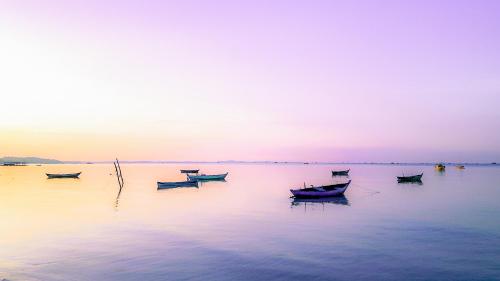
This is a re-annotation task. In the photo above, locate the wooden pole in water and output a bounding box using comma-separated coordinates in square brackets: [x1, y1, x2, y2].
[113, 161, 122, 188]
[116, 158, 124, 186]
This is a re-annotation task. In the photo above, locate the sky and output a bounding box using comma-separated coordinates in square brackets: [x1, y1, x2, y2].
[1, 0, 500, 162]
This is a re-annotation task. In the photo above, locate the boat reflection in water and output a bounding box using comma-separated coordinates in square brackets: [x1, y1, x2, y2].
[187, 172, 228, 181]
[197, 179, 227, 187]
[397, 180, 423, 186]
[291, 195, 350, 210]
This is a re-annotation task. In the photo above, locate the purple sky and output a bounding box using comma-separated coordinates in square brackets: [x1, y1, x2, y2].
[1, 0, 500, 162]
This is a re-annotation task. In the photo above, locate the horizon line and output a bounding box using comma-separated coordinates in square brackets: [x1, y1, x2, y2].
[61, 160, 499, 165]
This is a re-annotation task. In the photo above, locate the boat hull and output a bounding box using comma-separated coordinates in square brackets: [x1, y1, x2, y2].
[331, 169, 350, 176]
[46, 172, 81, 179]
[187, 173, 228, 181]
[290, 181, 351, 198]
[180, 169, 199, 174]
[157, 180, 199, 188]
[397, 173, 423, 183]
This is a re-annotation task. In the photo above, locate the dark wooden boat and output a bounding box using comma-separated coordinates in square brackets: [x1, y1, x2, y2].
[290, 180, 351, 198]
[157, 180, 198, 189]
[331, 169, 350, 176]
[46, 172, 81, 179]
[397, 173, 423, 183]
[180, 169, 199, 174]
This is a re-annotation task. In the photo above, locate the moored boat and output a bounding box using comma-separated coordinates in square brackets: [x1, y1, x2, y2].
[2, 162, 27, 166]
[180, 169, 199, 174]
[157, 180, 199, 189]
[435, 163, 446, 172]
[187, 173, 228, 181]
[331, 169, 350, 176]
[290, 180, 351, 198]
[397, 173, 423, 183]
[456, 165, 465, 169]
[46, 172, 81, 179]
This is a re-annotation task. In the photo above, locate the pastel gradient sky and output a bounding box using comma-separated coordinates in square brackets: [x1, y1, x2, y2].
[1, 0, 500, 162]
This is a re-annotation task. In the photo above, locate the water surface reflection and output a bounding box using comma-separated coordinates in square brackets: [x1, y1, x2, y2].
[291, 195, 350, 207]
[0, 164, 499, 281]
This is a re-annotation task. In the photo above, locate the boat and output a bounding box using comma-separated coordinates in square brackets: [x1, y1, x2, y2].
[397, 173, 423, 183]
[290, 180, 351, 198]
[187, 173, 228, 181]
[46, 172, 81, 179]
[180, 169, 199, 174]
[2, 162, 27, 166]
[456, 165, 465, 169]
[157, 180, 198, 189]
[435, 163, 446, 172]
[331, 169, 350, 176]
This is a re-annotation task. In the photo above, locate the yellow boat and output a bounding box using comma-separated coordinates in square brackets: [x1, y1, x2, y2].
[435, 164, 446, 171]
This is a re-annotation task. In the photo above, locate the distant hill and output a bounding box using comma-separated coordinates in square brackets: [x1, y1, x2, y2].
[0, 157, 63, 164]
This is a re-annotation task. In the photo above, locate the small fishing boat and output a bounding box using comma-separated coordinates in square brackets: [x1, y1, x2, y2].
[397, 173, 423, 183]
[180, 169, 199, 174]
[456, 165, 465, 169]
[331, 169, 350, 176]
[2, 162, 27, 166]
[435, 163, 446, 172]
[157, 180, 198, 189]
[187, 173, 228, 181]
[290, 180, 351, 198]
[46, 172, 81, 179]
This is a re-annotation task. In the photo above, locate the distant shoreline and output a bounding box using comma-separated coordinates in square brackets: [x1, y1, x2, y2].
[44, 161, 500, 166]
[2, 156, 497, 166]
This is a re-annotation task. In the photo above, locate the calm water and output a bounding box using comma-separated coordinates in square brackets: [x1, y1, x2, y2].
[1, 164, 499, 281]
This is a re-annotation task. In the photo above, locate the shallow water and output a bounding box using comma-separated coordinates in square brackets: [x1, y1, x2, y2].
[0, 164, 499, 281]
